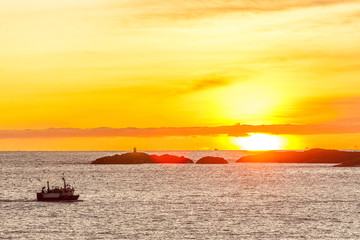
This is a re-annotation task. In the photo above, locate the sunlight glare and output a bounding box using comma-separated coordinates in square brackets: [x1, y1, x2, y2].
[234, 133, 284, 151]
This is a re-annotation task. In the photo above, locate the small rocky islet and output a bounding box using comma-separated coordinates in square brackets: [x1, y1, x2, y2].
[195, 156, 228, 164]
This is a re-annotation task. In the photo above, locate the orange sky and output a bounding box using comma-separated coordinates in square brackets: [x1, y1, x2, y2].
[1, 0, 360, 150]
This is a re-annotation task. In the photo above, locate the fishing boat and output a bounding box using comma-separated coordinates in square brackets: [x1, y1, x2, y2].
[37, 177, 79, 201]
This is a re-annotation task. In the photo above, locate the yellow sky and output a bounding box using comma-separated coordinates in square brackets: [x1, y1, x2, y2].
[1, 0, 360, 150]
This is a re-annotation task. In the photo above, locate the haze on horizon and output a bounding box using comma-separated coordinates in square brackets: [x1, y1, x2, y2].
[1, 0, 360, 150]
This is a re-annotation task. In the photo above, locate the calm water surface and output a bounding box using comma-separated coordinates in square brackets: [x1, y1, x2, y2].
[1, 151, 360, 239]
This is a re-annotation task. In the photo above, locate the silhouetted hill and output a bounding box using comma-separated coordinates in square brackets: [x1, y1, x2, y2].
[236, 149, 360, 164]
[196, 156, 228, 164]
[91, 152, 193, 164]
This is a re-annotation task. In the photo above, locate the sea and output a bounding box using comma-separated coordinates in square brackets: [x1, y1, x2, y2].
[1, 151, 360, 240]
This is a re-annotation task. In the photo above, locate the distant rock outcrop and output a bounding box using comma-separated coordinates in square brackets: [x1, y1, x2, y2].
[91, 152, 193, 164]
[196, 156, 228, 164]
[91, 152, 153, 164]
[236, 149, 360, 164]
[334, 158, 360, 167]
[151, 154, 193, 164]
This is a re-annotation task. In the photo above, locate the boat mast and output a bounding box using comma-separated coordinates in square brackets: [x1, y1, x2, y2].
[62, 177, 66, 189]
[47, 181, 50, 192]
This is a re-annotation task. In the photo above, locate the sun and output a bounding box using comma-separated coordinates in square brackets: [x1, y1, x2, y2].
[234, 133, 284, 151]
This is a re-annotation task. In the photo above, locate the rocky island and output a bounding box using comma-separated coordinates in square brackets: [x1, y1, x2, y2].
[150, 154, 194, 164]
[334, 158, 360, 167]
[195, 156, 228, 164]
[237, 148, 360, 165]
[91, 149, 193, 164]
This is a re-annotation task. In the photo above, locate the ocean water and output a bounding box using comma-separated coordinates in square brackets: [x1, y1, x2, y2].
[1, 151, 360, 239]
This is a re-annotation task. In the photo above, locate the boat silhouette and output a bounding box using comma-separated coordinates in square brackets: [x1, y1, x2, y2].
[37, 177, 79, 201]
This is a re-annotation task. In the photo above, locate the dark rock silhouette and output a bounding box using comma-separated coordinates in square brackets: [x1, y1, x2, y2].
[91, 152, 153, 164]
[334, 158, 360, 167]
[236, 148, 360, 164]
[151, 154, 193, 164]
[196, 156, 228, 164]
[91, 152, 193, 164]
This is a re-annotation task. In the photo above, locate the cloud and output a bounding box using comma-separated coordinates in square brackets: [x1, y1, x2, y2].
[173, 75, 237, 94]
[272, 96, 360, 126]
[122, 75, 235, 96]
[190, 77, 229, 92]
[118, 0, 359, 21]
[1, 123, 360, 139]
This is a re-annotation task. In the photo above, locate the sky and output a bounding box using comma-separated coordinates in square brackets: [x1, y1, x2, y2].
[0, 0, 360, 150]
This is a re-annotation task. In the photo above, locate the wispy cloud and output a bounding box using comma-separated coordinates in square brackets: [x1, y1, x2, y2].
[2, 123, 360, 139]
[118, 0, 359, 21]
[104, 75, 236, 96]
[190, 77, 229, 92]
[173, 75, 239, 94]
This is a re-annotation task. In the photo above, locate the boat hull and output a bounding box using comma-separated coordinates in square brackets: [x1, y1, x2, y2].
[37, 193, 79, 201]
